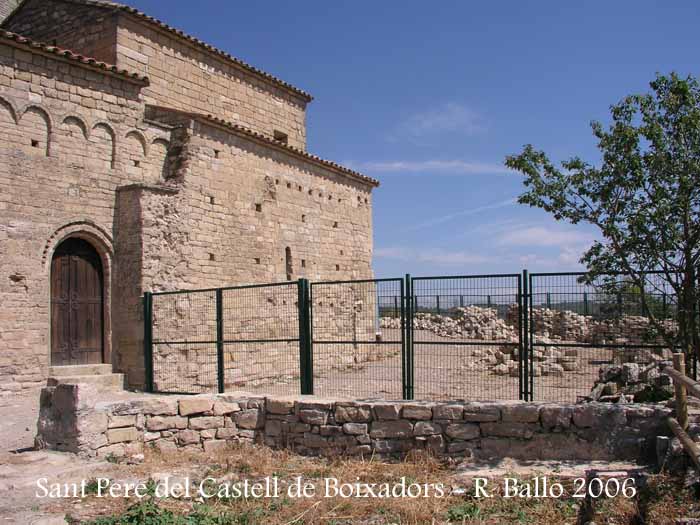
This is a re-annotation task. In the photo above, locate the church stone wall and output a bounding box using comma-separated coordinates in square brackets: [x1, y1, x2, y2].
[2, 0, 119, 64]
[0, 3, 377, 395]
[0, 42, 171, 394]
[114, 16, 309, 150]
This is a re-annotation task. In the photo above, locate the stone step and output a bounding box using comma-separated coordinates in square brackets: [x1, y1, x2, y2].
[47, 373, 124, 391]
[49, 364, 113, 377]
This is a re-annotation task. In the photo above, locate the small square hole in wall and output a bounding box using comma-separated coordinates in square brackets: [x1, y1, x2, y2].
[31, 139, 39, 148]
[133, 159, 140, 167]
[301, 214, 306, 222]
[328, 195, 332, 200]
[254, 258, 260, 265]
[209, 196, 215, 204]
[275, 179, 280, 185]
[338, 198, 342, 203]
[365, 198, 368, 203]
[214, 149, 220, 159]
[286, 182, 292, 189]
[358, 196, 362, 202]
[273, 130, 288, 144]
[301, 259, 306, 268]
[340, 250, 344, 256]
[335, 264, 340, 271]
[255, 203, 262, 212]
[333, 221, 338, 228]
[308, 189, 313, 196]
[298, 185, 302, 191]
[318, 192, 323, 198]
[209, 253, 216, 261]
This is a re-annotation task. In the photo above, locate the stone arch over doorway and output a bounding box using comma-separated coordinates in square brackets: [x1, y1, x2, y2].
[44, 223, 113, 367]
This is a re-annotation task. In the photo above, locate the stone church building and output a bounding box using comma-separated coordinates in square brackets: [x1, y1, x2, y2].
[0, 0, 378, 394]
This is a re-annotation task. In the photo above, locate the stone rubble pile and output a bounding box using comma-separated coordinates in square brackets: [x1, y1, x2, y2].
[380, 306, 517, 341]
[586, 361, 674, 403]
[485, 338, 580, 378]
[382, 305, 677, 380]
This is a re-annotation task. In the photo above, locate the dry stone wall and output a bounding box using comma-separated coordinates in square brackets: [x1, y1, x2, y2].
[36, 384, 671, 463]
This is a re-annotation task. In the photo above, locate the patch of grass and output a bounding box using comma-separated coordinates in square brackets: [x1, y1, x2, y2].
[446, 500, 484, 521]
[66, 443, 700, 525]
[84, 479, 102, 496]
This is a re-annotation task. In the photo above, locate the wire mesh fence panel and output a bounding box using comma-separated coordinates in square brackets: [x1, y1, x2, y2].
[528, 272, 679, 402]
[311, 279, 404, 399]
[222, 283, 301, 396]
[151, 289, 218, 393]
[410, 275, 522, 401]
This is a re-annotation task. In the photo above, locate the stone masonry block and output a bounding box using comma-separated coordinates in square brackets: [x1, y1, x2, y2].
[369, 420, 413, 439]
[462, 402, 500, 422]
[106, 427, 139, 444]
[480, 422, 537, 439]
[213, 401, 241, 415]
[501, 403, 540, 423]
[433, 405, 463, 420]
[342, 423, 368, 435]
[402, 404, 433, 420]
[445, 423, 480, 440]
[179, 398, 214, 416]
[267, 399, 295, 415]
[373, 403, 400, 420]
[189, 416, 224, 430]
[335, 404, 372, 423]
[234, 409, 264, 429]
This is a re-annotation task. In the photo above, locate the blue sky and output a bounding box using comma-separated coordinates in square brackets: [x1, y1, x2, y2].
[129, 1, 699, 277]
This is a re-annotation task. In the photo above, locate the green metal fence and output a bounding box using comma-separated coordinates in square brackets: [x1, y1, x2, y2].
[144, 270, 682, 401]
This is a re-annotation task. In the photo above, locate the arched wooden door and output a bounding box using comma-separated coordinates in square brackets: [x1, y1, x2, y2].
[50, 238, 104, 366]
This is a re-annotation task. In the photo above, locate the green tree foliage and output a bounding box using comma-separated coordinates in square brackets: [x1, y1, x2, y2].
[506, 73, 700, 357]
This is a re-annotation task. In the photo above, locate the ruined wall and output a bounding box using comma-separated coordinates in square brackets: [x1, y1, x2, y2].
[0, 41, 171, 394]
[37, 384, 671, 463]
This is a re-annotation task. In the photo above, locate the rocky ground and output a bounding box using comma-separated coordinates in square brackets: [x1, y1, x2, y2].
[1, 439, 694, 524]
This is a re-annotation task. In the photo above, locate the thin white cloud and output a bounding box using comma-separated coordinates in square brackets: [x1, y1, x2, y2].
[352, 160, 514, 176]
[497, 226, 594, 248]
[407, 198, 517, 231]
[375, 246, 494, 266]
[393, 102, 484, 139]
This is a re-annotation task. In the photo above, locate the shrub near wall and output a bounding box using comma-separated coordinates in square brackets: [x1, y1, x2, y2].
[36, 384, 670, 462]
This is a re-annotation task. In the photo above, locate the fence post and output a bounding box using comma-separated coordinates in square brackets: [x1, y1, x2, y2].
[298, 279, 313, 395]
[143, 292, 154, 393]
[436, 294, 440, 314]
[674, 352, 689, 430]
[215, 288, 225, 394]
[521, 270, 531, 401]
[583, 292, 589, 315]
[404, 274, 414, 400]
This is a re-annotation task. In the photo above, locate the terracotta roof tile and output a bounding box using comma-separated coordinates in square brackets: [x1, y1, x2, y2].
[0, 29, 149, 83]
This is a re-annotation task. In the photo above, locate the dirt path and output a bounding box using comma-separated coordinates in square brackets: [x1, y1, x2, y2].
[244, 328, 601, 402]
[0, 392, 41, 453]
